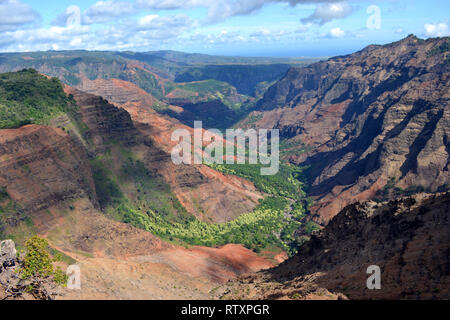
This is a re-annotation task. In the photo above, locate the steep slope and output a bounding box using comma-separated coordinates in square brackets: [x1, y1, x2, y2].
[0, 125, 97, 238]
[18, 70, 292, 258]
[64, 85, 263, 224]
[220, 192, 450, 300]
[240, 35, 450, 222]
[0, 70, 275, 299]
[0, 125, 271, 299]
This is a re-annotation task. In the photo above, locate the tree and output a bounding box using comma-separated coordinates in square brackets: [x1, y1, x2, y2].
[20, 236, 68, 286]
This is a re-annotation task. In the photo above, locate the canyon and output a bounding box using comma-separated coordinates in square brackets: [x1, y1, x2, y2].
[240, 35, 450, 223]
[0, 35, 449, 300]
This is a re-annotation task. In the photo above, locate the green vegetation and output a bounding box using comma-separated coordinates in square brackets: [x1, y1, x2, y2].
[245, 113, 263, 123]
[118, 155, 190, 221]
[205, 162, 315, 255]
[0, 186, 9, 202]
[280, 139, 310, 157]
[89, 144, 309, 254]
[170, 79, 233, 97]
[21, 236, 53, 279]
[47, 246, 77, 265]
[20, 236, 68, 286]
[0, 69, 76, 129]
[427, 39, 450, 57]
[120, 196, 295, 252]
[427, 39, 450, 64]
[375, 177, 396, 201]
[122, 68, 166, 101]
[0, 187, 24, 240]
[205, 155, 317, 255]
[209, 163, 305, 200]
[91, 158, 124, 209]
[174, 64, 292, 96]
[91, 147, 189, 222]
[304, 221, 320, 235]
[165, 79, 251, 112]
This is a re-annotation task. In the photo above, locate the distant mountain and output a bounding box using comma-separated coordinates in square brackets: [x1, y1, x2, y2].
[239, 35, 450, 222]
[141, 50, 319, 66]
[0, 50, 317, 129]
[174, 64, 292, 96]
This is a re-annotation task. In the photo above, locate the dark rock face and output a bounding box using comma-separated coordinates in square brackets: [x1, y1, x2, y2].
[221, 192, 450, 300]
[0, 88, 143, 231]
[67, 88, 141, 153]
[242, 35, 450, 222]
[161, 99, 240, 129]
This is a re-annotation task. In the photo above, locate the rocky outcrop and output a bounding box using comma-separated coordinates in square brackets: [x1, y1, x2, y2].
[65, 86, 142, 153]
[220, 192, 450, 300]
[75, 77, 160, 110]
[0, 240, 58, 300]
[242, 35, 450, 222]
[0, 240, 16, 269]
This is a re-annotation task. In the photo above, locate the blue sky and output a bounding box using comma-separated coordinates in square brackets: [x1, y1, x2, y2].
[0, 0, 449, 56]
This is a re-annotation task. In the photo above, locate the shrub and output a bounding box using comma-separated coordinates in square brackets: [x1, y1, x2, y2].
[0, 69, 74, 129]
[20, 236, 68, 286]
[21, 236, 54, 279]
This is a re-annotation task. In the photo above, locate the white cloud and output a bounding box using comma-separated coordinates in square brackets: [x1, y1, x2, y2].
[135, 14, 194, 31]
[0, 0, 40, 31]
[249, 28, 290, 42]
[136, 0, 193, 10]
[0, 9, 195, 52]
[202, 0, 349, 24]
[0, 0, 363, 52]
[203, 0, 267, 23]
[82, 1, 136, 24]
[424, 22, 449, 37]
[329, 27, 345, 38]
[301, 1, 353, 25]
[79, 0, 346, 25]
